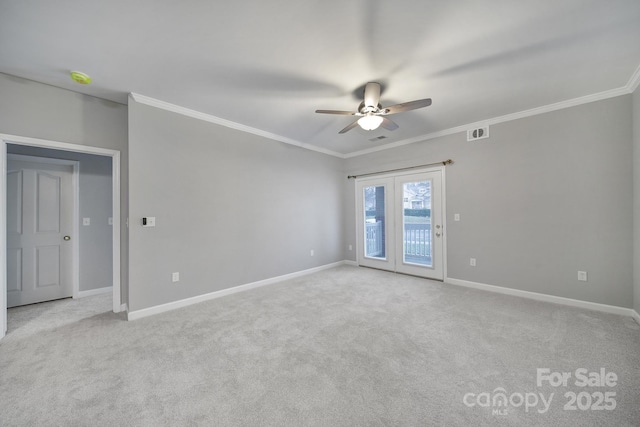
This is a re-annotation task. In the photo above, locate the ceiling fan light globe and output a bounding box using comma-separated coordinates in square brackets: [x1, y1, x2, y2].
[358, 115, 383, 131]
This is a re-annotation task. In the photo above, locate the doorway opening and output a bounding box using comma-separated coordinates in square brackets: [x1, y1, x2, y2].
[6, 154, 78, 307]
[0, 134, 121, 339]
[356, 167, 446, 280]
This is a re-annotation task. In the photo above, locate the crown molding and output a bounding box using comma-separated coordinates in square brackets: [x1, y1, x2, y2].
[130, 63, 640, 160]
[344, 83, 634, 158]
[626, 63, 640, 93]
[129, 93, 345, 158]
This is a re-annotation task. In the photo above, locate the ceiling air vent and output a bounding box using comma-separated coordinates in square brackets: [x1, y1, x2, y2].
[369, 135, 387, 142]
[467, 126, 489, 141]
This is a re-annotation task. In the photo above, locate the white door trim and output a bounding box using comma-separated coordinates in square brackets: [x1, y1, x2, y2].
[7, 154, 80, 300]
[0, 134, 122, 340]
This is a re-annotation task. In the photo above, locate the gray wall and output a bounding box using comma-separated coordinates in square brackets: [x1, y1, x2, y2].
[345, 96, 634, 308]
[128, 101, 344, 312]
[6, 145, 113, 291]
[634, 86, 640, 315]
[2, 72, 636, 313]
[0, 73, 128, 302]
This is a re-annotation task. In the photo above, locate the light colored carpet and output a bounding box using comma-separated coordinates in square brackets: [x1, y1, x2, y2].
[1, 265, 639, 426]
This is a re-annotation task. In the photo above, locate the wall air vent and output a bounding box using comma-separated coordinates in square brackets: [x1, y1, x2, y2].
[369, 135, 387, 142]
[467, 126, 490, 141]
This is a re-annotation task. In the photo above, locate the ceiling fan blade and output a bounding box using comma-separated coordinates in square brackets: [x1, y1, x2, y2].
[380, 117, 399, 131]
[383, 98, 432, 115]
[363, 82, 381, 108]
[339, 120, 360, 134]
[316, 109, 356, 115]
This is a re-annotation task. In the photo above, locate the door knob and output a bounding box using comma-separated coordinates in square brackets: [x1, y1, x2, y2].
[436, 232, 441, 237]
[63, 236, 71, 241]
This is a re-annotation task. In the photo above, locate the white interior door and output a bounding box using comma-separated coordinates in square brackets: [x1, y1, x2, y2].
[356, 168, 444, 280]
[6, 157, 74, 307]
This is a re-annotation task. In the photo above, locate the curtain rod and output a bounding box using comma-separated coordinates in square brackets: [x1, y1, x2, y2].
[347, 159, 453, 179]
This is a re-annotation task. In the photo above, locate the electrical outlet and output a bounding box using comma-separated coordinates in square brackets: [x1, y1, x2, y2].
[310, 249, 314, 256]
[454, 213, 460, 221]
[348, 245, 353, 251]
[172, 272, 180, 282]
[108, 217, 113, 225]
[470, 258, 476, 267]
[577, 271, 588, 282]
[82, 217, 90, 226]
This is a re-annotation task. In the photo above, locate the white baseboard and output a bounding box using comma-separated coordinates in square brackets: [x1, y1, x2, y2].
[632, 310, 640, 326]
[344, 260, 358, 266]
[127, 261, 348, 321]
[76, 286, 113, 299]
[445, 277, 634, 317]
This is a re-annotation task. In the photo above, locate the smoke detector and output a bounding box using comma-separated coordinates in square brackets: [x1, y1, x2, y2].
[70, 71, 92, 85]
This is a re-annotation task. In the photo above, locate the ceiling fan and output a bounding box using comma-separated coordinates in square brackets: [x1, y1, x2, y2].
[315, 82, 432, 134]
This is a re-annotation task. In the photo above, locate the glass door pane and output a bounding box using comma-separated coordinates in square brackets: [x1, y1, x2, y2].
[402, 180, 432, 266]
[356, 177, 395, 272]
[363, 185, 386, 259]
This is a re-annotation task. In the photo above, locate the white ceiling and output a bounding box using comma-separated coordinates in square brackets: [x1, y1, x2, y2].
[1, 0, 639, 156]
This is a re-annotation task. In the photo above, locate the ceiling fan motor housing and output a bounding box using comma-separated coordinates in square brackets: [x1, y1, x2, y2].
[358, 101, 382, 114]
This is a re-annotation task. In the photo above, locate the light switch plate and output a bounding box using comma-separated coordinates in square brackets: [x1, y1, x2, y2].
[82, 218, 90, 226]
[108, 217, 113, 226]
[142, 217, 156, 227]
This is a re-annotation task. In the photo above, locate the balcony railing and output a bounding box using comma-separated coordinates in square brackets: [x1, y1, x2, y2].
[404, 223, 431, 266]
[365, 221, 431, 265]
[365, 221, 383, 257]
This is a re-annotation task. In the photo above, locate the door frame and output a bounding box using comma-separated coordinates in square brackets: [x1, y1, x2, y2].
[7, 154, 80, 302]
[355, 166, 448, 280]
[0, 134, 122, 339]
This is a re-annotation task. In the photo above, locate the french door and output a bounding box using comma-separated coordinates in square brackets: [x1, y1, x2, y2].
[356, 168, 444, 280]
